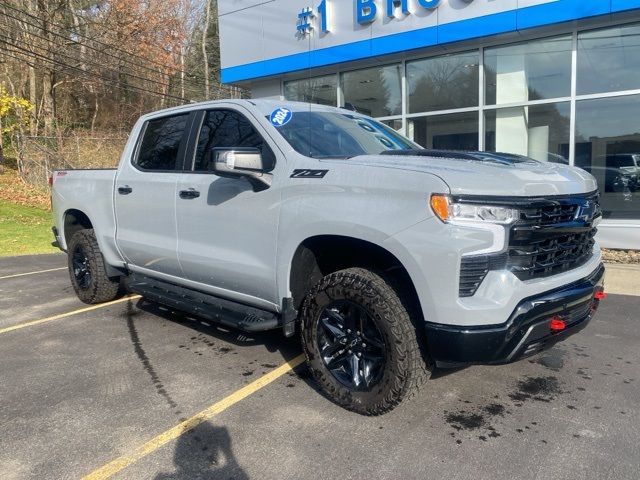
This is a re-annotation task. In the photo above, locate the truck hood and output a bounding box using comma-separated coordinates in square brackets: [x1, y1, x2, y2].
[324, 153, 598, 197]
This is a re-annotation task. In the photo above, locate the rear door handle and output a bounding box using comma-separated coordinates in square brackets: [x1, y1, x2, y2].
[118, 185, 133, 195]
[179, 188, 200, 199]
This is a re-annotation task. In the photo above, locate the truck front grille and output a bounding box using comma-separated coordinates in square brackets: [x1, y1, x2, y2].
[519, 203, 579, 227]
[508, 229, 596, 280]
[458, 192, 600, 297]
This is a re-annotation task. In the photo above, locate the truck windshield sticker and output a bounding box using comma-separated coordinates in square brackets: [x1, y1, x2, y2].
[270, 107, 293, 127]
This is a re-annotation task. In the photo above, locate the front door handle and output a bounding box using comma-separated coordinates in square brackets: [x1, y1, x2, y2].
[179, 188, 200, 199]
[118, 185, 133, 195]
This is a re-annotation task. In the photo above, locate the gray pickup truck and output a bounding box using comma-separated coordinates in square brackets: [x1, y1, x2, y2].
[51, 99, 606, 415]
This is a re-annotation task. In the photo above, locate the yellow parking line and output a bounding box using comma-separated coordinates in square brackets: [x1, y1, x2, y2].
[83, 353, 307, 480]
[0, 295, 142, 335]
[0, 267, 67, 280]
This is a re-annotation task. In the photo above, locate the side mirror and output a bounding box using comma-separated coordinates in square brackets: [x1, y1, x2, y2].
[210, 147, 272, 190]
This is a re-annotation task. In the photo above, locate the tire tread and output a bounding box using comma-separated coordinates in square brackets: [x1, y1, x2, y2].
[67, 229, 120, 304]
[300, 267, 429, 415]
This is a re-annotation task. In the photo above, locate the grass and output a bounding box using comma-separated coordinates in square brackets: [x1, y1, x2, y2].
[0, 160, 58, 257]
[0, 199, 58, 257]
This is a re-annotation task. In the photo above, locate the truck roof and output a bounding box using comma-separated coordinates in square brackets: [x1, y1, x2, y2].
[138, 98, 342, 121]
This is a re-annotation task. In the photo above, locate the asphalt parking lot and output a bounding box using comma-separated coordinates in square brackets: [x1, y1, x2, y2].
[1, 254, 639, 480]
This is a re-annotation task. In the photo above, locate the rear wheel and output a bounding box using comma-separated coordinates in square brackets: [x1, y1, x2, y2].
[300, 267, 429, 415]
[67, 229, 120, 304]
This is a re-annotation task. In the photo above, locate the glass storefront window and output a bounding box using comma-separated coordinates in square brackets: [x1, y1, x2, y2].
[577, 23, 640, 95]
[485, 36, 572, 105]
[341, 65, 402, 117]
[575, 95, 640, 220]
[284, 75, 337, 106]
[279, 26, 640, 226]
[408, 112, 479, 150]
[380, 119, 403, 132]
[485, 102, 570, 163]
[407, 52, 479, 113]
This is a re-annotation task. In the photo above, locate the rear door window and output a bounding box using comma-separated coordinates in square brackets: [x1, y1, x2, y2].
[136, 113, 190, 171]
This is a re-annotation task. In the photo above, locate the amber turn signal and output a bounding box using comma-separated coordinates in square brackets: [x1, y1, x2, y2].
[430, 194, 450, 222]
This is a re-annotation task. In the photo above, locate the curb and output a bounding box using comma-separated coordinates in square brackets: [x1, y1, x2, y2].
[604, 263, 640, 297]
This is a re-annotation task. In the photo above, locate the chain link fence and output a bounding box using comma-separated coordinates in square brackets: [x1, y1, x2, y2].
[12, 132, 129, 186]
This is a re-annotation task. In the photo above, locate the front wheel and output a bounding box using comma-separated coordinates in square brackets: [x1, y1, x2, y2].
[300, 267, 429, 415]
[67, 229, 120, 304]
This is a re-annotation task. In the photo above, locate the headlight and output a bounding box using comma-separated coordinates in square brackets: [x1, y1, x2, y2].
[430, 194, 519, 224]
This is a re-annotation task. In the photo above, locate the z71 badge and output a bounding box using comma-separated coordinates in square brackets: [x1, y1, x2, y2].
[290, 169, 329, 179]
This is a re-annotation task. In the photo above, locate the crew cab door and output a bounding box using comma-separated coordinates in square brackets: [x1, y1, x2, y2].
[115, 112, 193, 277]
[175, 107, 282, 308]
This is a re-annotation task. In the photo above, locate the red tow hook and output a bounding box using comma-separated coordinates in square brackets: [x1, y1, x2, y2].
[594, 290, 606, 301]
[549, 317, 567, 333]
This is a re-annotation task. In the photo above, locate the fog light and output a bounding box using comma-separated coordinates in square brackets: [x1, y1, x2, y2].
[549, 318, 566, 333]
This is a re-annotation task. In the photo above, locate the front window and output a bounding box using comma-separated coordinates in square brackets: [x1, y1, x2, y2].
[407, 51, 479, 113]
[193, 110, 275, 171]
[485, 35, 572, 105]
[485, 102, 570, 163]
[408, 111, 479, 150]
[575, 94, 640, 220]
[577, 24, 640, 95]
[341, 64, 402, 117]
[270, 112, 418, 159]
[284, 75, 337, 106]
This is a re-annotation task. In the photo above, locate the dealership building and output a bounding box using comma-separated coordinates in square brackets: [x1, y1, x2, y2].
[218, 0, 640, 249]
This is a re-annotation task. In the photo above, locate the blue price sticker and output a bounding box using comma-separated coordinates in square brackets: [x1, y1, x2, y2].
[270, 107, 293, 127]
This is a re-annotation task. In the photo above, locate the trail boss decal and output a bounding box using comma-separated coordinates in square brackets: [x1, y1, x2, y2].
[290, 169, 329, 178]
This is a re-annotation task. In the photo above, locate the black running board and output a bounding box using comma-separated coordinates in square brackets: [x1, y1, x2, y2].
[125, 273, 281, 333]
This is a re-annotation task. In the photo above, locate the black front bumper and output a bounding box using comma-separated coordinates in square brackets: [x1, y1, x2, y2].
[425, 264, 605, 368]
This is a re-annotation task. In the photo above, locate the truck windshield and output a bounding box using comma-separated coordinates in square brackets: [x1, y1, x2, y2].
[268, 111, 419, 159]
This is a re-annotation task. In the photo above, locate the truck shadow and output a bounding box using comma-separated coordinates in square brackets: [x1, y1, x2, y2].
[132, 297, 302, 359]
[126, 297, 466, 409]
[154, 422, 248, 480]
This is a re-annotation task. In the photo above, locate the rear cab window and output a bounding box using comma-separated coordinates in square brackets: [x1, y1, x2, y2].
[135, 113, 191, 171]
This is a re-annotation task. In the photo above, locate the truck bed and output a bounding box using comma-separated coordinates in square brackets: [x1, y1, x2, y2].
[51, 168, 122, 268]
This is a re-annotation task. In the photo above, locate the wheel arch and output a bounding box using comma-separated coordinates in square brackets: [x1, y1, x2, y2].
[288, 235, 424, 322]
[63, 209, 93, 246]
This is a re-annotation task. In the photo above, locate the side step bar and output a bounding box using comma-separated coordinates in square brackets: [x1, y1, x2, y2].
[125, 273, 281, 333]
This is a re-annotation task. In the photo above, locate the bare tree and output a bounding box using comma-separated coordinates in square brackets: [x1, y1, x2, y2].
[201, 0, 211, 99]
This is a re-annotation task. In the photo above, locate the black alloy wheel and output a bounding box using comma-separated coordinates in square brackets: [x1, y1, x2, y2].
[317, 300, 386, 391]
[72, 244, 92, 290]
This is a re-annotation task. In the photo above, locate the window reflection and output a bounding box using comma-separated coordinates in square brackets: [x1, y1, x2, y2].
[341, 65, 402, 117]
[577, 23, 640, 95]
[136, 114, 189, 171]
[408, 112, 479, 150]
[284, 75, 337, 106]
[193, 110, 275, 171]
[485, 103, 570, 163]
[485, 36, 572, 105]
[575, 95, 640, 219]
[381, 119, 403, 133]
[407, 52, 479, 113]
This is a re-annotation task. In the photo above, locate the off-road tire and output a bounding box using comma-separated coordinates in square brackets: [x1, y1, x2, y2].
[67, 229, 120, 304]
[300, 267, 430, 415]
